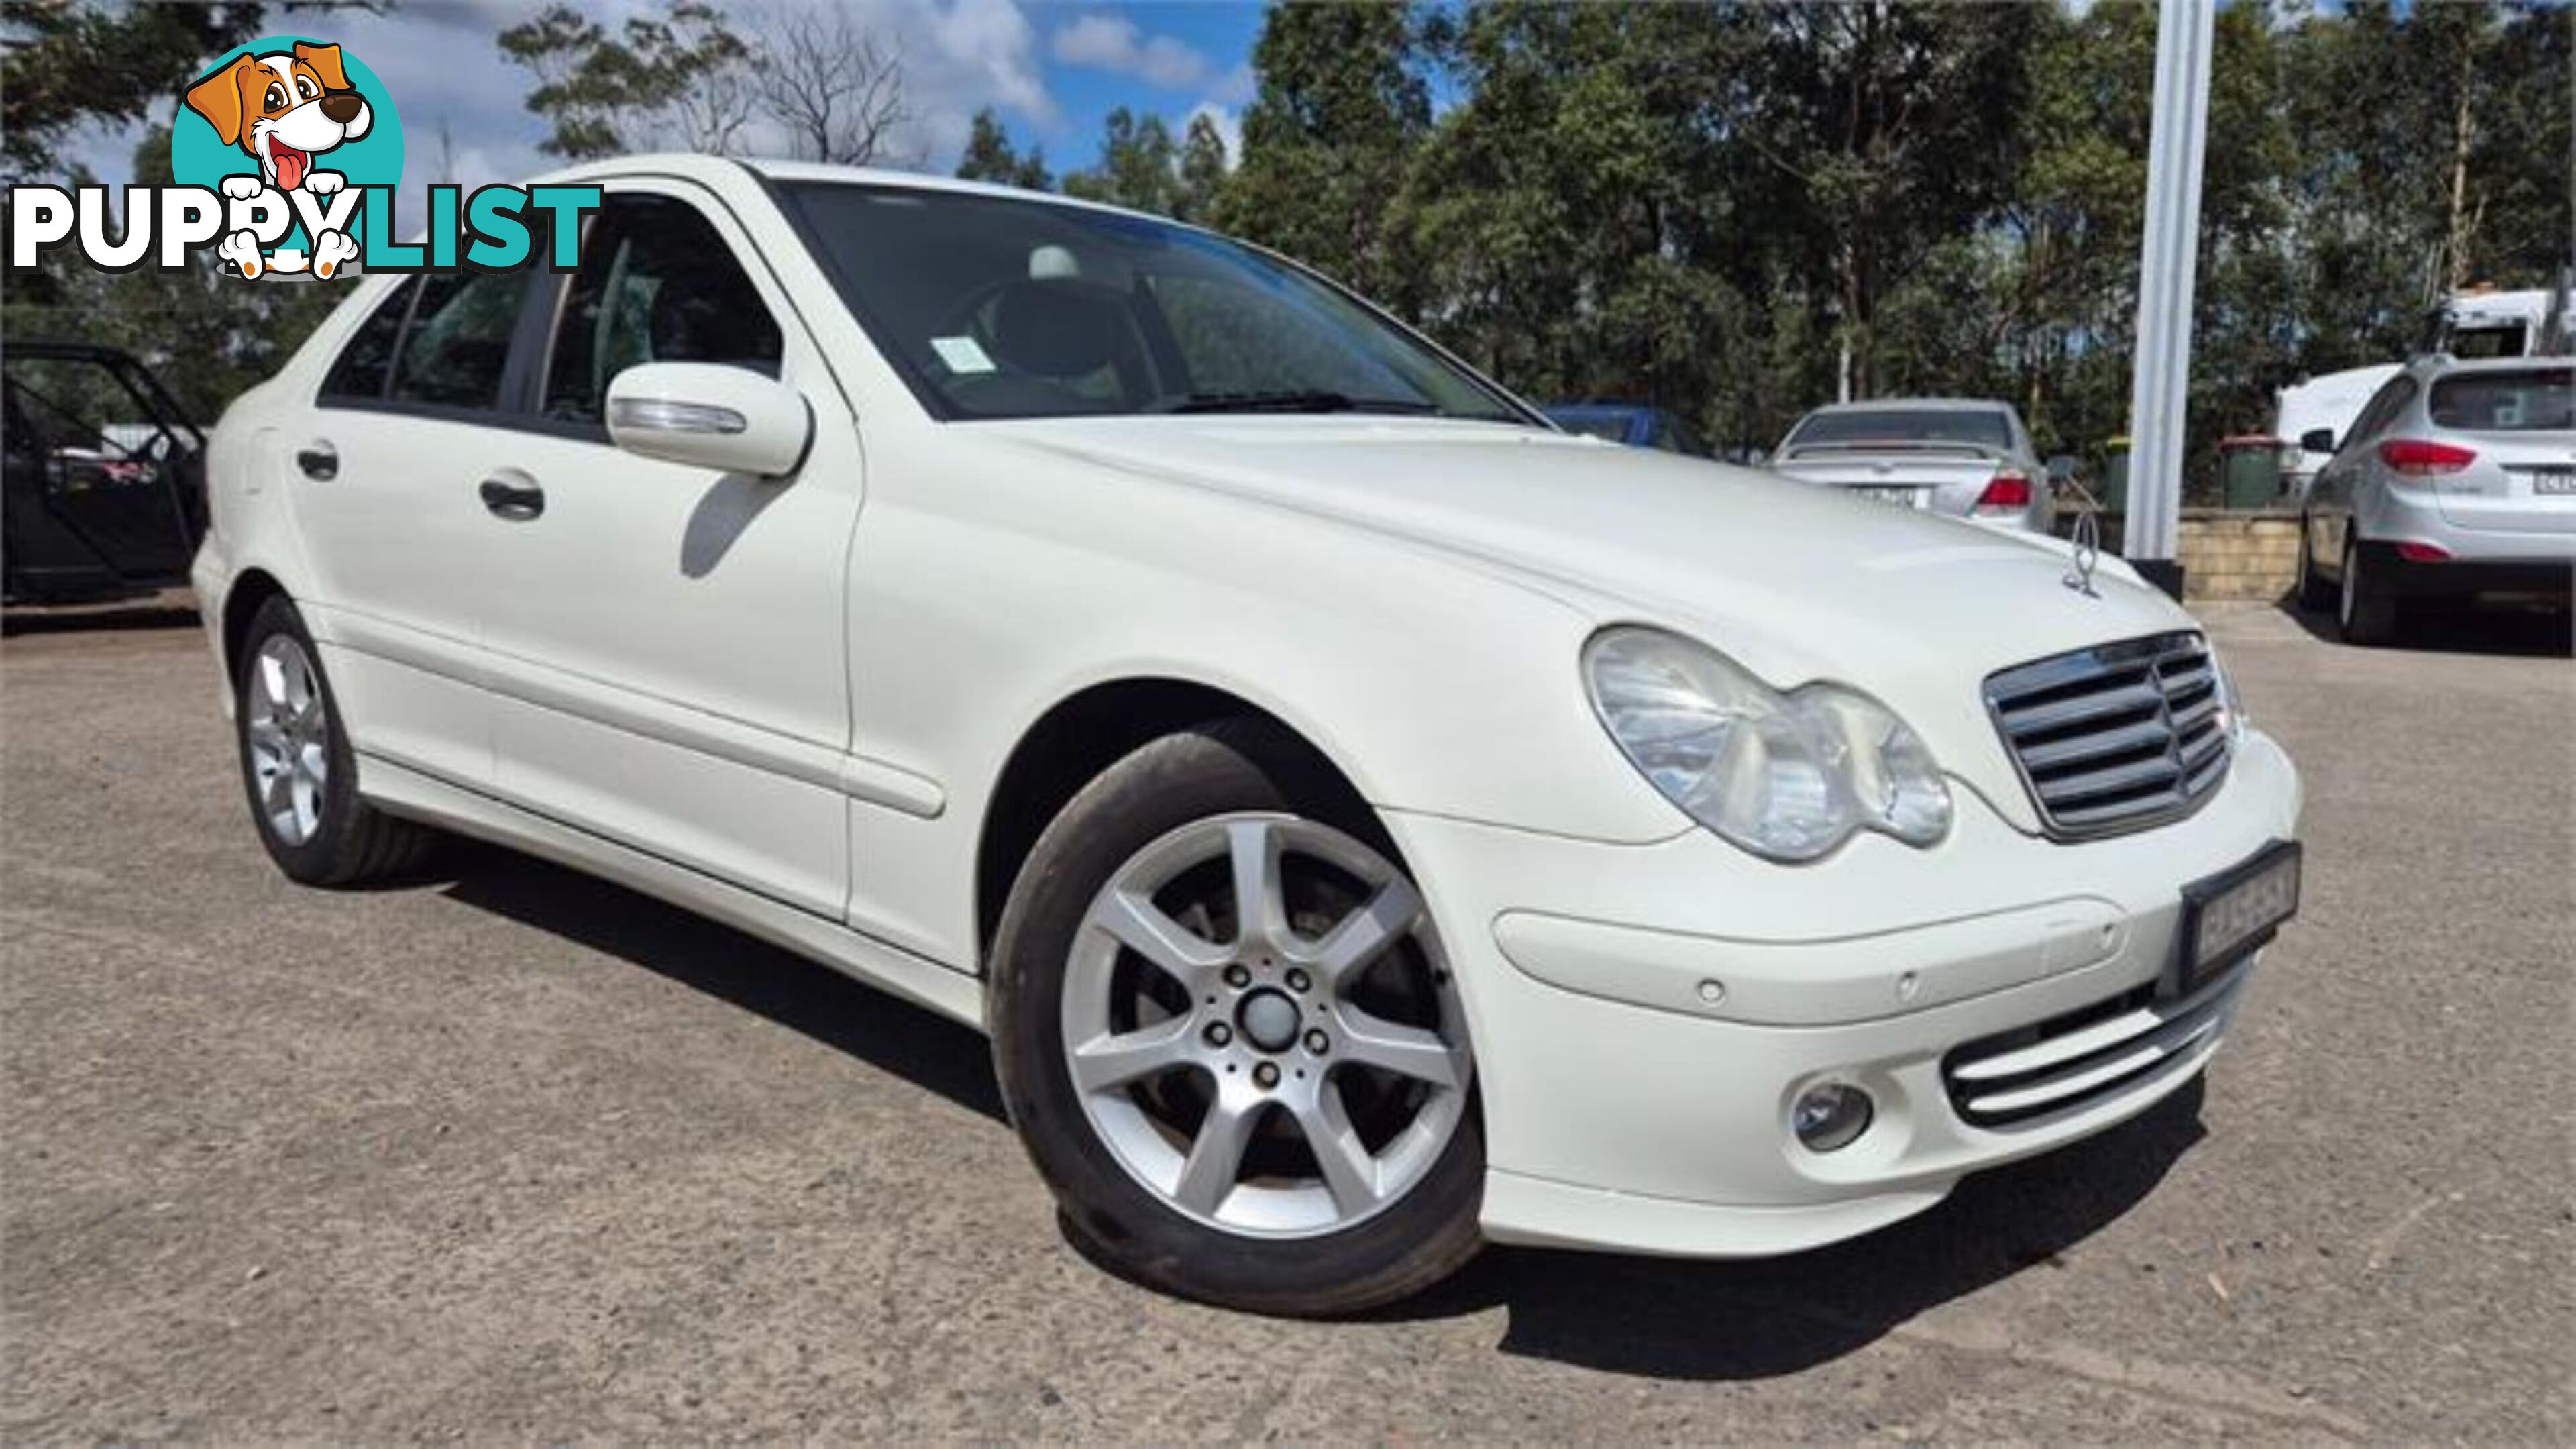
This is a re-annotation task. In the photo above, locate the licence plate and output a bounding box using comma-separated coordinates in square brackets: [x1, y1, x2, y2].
[1849, 486, 1929, 508]
[2528, 467, 2575, 495]
[2176, 840, 2301, 991]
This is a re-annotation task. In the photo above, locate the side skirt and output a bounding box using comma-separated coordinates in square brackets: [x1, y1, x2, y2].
[358, 753, 988, 1032]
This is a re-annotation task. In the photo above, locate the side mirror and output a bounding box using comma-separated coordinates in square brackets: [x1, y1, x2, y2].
[606, 362, 813, 478]
[2298, 427, 2337, 456]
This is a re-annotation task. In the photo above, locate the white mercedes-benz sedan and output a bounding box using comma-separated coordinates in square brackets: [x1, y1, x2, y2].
[191, 157, 2303, 1315]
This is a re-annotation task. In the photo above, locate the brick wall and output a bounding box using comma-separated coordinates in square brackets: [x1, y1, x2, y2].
[2079, 509, 2302, 602]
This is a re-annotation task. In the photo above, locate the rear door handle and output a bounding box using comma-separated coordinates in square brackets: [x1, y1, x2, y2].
[478, 475, 545, 521]
[296, 442, 337, 481]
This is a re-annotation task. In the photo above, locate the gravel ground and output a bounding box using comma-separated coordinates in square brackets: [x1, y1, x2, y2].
[3, 597, 2569, 1441]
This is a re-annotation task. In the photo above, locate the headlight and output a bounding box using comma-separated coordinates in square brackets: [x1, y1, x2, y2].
[1582, 626, 1953, 861]
[2210, 645, 2248, 746]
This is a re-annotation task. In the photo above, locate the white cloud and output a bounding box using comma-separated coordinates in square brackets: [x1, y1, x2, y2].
[922, 0, 1056, 131]
[1049, 13, 1247, 101]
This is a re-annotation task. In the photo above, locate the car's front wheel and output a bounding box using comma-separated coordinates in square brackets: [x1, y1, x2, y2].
[988, 722, 1483, 1316]
[233, 594, 437, 885]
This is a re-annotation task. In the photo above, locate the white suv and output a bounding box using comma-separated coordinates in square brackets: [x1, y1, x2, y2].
[193, 157, 2304, 1314]
[2296, 354, 2575, 643]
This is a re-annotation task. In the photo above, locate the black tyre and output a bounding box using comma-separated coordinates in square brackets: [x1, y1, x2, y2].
[988, 720, 1483, 1316]
[233, 594, 437, 885]
[2294, 517, 2334, 610]
[2336, 537, 2399, 646]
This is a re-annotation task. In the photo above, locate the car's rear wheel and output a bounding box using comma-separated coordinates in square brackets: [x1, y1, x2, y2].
[2337, 537, 2398, 645]
[2295, 516, 2334, 610]
[988, 722, 1483, 1316]
[234, 595, 437, 885]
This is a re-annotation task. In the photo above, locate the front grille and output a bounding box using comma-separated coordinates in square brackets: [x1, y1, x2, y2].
[1942, 964, 2247, 1128]
[1984, 631, 2231, 838]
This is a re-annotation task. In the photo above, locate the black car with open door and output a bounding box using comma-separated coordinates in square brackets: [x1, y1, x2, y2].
[3, 342, 208, 604]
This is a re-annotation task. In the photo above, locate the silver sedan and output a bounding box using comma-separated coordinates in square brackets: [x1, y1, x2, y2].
[1770, 398, 2055, 533]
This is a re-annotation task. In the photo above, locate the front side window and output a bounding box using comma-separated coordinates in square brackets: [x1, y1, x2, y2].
[388, 272, 524, 410]
[2347, 378, 2418, 445]
[780, 182, 1531, 425]
[543, 193, 784, 425]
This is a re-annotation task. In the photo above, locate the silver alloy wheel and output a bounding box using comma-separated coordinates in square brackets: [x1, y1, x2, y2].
[2339, 539, 2359, 629]
[245, 635, 329, 845]
[1061, 812, 1472, 1238]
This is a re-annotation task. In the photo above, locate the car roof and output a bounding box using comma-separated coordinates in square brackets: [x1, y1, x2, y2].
[2409, 353, 2575, 376]
[531, 153, 1192, 231]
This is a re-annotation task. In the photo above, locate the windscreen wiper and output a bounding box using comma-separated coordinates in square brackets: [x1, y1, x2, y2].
[1153, 390, 1440, 415]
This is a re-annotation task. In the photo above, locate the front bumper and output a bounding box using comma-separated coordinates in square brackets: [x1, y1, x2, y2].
[1385, 727, 2302, 1258]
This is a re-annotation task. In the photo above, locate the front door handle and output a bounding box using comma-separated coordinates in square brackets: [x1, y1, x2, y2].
[296, 442, 337, 481]
[478, 475, 545, 521]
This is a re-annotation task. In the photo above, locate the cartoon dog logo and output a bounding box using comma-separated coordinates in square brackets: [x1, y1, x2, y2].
[183, 42, 372, 278]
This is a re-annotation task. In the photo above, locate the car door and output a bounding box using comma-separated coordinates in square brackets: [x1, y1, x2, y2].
[2314, 376, 2415, 571]
[1, 346, 205, 598]
[287, 269, 536, 787]
[474, 182, 863, 919]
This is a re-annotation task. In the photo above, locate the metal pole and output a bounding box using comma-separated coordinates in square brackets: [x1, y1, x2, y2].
[2122, 0, 2214, 598]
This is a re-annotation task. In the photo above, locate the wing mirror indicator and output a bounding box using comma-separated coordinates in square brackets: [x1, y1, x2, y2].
[604, 362, 813, 479]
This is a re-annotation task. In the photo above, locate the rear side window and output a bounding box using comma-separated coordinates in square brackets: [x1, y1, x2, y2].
[2347, 378, 2418, 443]
[542, 194, 782, 425]
[319, 280, 415, 401]
[2428, 368, 2573, 432]
[388, 272, 525, 410]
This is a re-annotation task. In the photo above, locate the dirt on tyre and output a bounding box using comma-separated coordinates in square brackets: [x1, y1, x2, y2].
[233, 594, 438, 885]
[987, 720, 1484, 1316]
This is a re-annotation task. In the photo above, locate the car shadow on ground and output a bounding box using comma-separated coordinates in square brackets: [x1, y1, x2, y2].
[434, 845, 1006, 1122]
[1389, 1080, 2204, 1379]
[1, 600, 201, 637]
[2274, 596, 2573, 657]
[433, 838, 2206, 1381]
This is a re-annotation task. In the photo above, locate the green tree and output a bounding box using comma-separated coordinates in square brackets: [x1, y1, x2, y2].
[1738, 1, 2042, 402]
[0, 0, 273, 180]
[3, 130, 339, 423]
[497, 0, 753, 159]
[1399, 3, 1755, 441]
[1175, 111, 1230, 224]
[1063, 107, 1181, 215]
[1220, 1, 1431, 305]
[955, 106, 1052, 191]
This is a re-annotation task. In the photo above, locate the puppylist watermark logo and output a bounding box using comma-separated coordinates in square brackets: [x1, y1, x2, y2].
[7, 35, 598, 280]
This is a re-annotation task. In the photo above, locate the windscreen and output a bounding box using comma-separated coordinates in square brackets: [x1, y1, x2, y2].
[2428, 368, 2574, 432]
[1788, 409, 2012, 450]
[780, 182, 1529, 425]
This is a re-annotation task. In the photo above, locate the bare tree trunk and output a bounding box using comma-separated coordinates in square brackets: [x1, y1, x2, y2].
[2444, 29, 2477, 292]
[751, 5, 910, 166]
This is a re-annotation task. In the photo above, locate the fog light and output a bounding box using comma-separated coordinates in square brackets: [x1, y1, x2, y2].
[1792, 1083, 1874, 1152]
